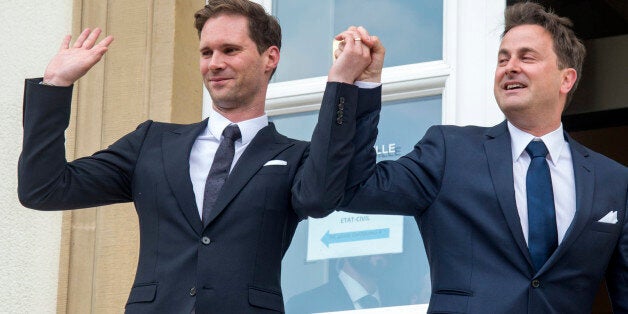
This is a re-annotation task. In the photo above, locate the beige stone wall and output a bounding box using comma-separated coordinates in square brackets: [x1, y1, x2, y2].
[57, 1, 204, 313]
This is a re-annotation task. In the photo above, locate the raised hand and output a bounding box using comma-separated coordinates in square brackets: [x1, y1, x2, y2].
[330, 26, 385, 84]
[353, 26, 385, 83]
[43, 28, 114, 87]
[328, 27, 372, 84]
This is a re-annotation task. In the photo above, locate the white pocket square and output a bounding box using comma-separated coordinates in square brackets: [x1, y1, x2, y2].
[598, 211, 618, 224]
[263, 160, 287, 166]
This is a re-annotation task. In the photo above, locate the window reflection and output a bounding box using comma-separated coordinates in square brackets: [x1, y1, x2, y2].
[274, 96, 441, 313]
[273, 0, 443, 82]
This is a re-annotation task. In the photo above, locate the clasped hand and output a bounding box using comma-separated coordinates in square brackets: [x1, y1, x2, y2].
[328, 26, 385, 84]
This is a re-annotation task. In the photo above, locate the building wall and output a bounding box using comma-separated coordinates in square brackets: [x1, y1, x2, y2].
[567, 34, 628, 114]
[0, 1, 73, 313]
[52, 1, 203, 313]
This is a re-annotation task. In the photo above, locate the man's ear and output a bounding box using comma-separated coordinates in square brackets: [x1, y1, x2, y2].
[264, 46, 280, 73]
[560, 68, 577, 95]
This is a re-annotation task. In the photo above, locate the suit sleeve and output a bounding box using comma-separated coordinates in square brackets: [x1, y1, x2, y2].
[18, 78, 150, 210]
[337, 124, 446, 217]
[291, 82, 380, 219]
[341, 85, 381, 193]
[606, 189, 628, 312]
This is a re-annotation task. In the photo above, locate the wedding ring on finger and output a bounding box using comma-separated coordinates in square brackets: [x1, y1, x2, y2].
[354, 37, 361, 42]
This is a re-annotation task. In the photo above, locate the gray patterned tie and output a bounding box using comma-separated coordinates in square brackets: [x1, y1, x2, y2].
[202, 124, 241, 226]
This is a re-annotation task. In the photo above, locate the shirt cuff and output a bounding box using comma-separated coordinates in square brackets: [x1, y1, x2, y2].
[354, 81, 381, 89]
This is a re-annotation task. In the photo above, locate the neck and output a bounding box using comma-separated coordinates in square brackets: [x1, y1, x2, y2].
[507, 117, 561, 137]
[213, 103, 265, 123]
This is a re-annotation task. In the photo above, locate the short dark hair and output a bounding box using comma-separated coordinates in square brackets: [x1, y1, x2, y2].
[503, 2, 586, 105]
[194, 0, 282, 55]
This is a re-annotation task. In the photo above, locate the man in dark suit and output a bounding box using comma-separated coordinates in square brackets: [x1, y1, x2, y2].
[316, 2, 627, 313]
[18, 0, 384, 313]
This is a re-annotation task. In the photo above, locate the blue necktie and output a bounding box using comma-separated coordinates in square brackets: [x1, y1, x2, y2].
[202, 124, 241, 226]
[525, 140, 557, 272]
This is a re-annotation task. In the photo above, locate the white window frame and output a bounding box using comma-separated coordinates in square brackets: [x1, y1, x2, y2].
[204, 1, 505, 126]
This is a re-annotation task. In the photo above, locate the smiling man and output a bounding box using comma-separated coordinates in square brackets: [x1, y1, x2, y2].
[315, 2, 628, 313]
[18, 0, 385, 313]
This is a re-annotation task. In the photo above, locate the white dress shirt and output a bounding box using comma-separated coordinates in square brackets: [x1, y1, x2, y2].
[189, 108, 268, 217]
[338, 270, 381, 309]
[509, 121, 576, 245]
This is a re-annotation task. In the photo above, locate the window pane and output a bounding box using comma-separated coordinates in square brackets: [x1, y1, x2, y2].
[272, 96, 442, 313]
[272, 0, 334, 82]
[273, 0, 443, 82]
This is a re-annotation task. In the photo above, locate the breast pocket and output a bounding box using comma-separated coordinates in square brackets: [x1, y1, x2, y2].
[257, 165, 289, 175]
[253, 166, 291, 211]
[589, 221, 621, 234]
[575, 220, 622, 260]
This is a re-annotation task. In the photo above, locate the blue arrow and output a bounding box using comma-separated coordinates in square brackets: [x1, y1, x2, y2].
[321, 228, 390, 247]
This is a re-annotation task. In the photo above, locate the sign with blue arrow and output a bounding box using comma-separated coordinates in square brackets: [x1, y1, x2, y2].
[321, 228, 390, 247]
[307, 212, 404, 261]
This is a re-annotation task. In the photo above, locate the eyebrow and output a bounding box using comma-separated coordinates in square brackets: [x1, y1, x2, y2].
[498, 47, 537, 56]
[199, 42, 242, 51]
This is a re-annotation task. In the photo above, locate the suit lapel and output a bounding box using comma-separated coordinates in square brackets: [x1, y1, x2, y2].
[203, 123, 295, 226]
[484, 121, 533, 266]
[541, 134, 594, 271]
[162, 120, 208, 236]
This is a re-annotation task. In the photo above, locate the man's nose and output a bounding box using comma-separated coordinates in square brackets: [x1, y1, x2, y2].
[208, 53, 225, 71]
[504, 58, 520, 74]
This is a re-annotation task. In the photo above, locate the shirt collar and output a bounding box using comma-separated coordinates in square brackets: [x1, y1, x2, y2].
[337, 270, 380, 304]
[207, 107, 268, 145]
[507, 121, 566, 166]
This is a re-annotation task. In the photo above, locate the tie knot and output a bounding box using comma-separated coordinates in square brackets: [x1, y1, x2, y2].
[357, 294, 379, 309]
[525, 140, 548, 159]
[222, 124, 241, 141]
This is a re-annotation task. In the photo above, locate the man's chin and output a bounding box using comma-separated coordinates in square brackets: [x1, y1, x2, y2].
[209, 92, 237, 105]
[498, 99, 529, 114]
[210, 97, 243, 111]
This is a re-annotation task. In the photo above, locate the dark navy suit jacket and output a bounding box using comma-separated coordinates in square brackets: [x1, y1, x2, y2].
[18, 79, 381, 313]
[333, 117, 628, 313]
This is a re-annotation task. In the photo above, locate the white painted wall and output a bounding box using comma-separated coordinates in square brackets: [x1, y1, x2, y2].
[0, 1, 72, 312]
[446, 0, 505, 126]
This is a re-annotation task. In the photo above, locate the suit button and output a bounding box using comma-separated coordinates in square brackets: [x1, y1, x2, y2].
[531, 279, 540, 288]
[201, 236, 211, 245]
[189, 287, 197, 296]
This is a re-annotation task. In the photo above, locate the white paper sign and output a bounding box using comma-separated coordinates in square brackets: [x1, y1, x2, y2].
[316, 304, 429, 314]
[306, 212, 404, 261]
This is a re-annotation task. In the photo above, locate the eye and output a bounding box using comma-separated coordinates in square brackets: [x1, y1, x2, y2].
[201, 50, 212, 57]
[498, 57, 509, 66]
[521, 54, 536, 62]
[224, 47, 238, 55]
